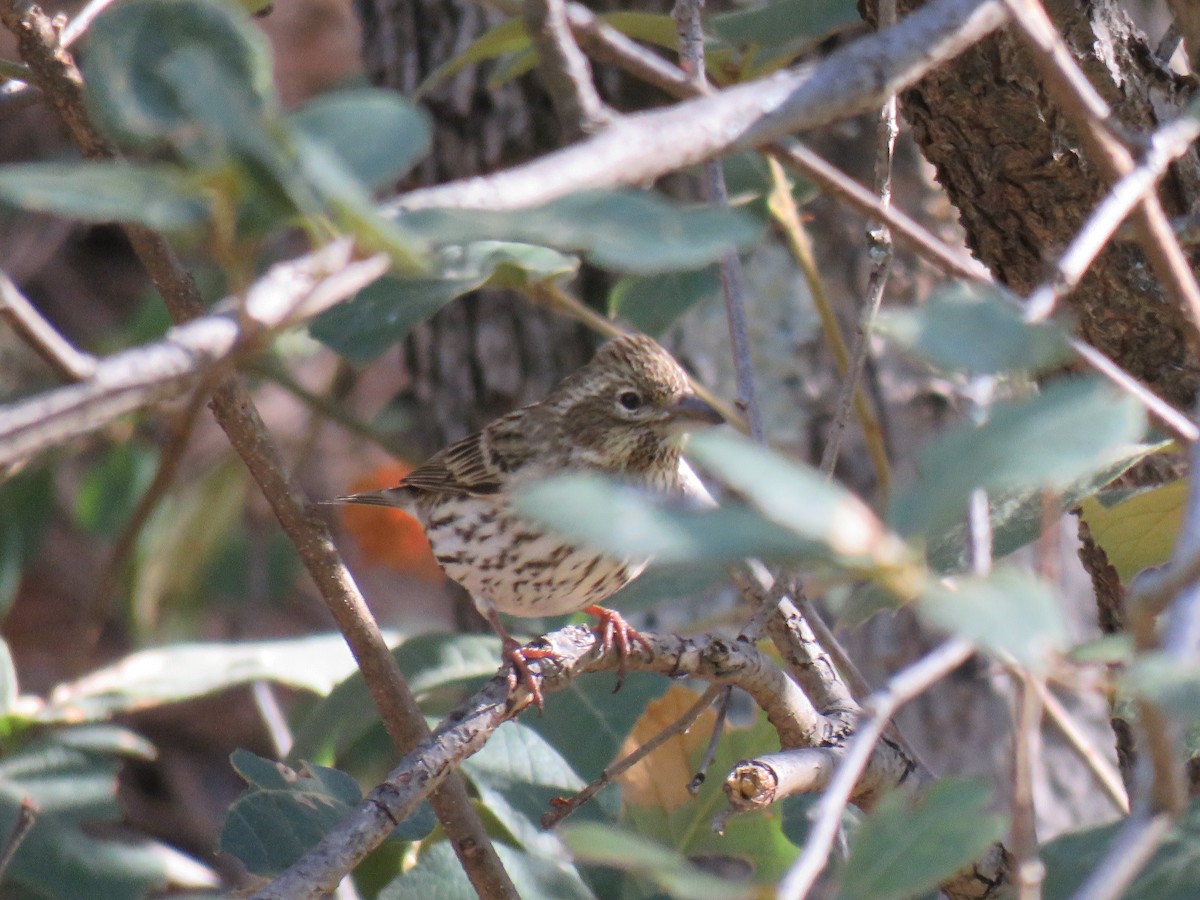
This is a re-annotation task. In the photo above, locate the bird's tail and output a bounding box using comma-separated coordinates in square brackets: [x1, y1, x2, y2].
[322, 489, 408, 508]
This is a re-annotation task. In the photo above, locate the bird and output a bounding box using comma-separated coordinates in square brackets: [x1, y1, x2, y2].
[332, 333, 724, 708]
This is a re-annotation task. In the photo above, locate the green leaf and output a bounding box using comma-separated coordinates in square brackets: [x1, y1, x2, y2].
[918, 568, 1069, 671]
[288, 89, 430, 190]
[221, 751, 435, 875]
[599, 13, 738, 84]
[687, 430, 900, 566]
[1043, 801, 1200, 899]
[288, 633, 502, 767]
[42, 633, 388, 723]
[526, 672, 667, 791]
[561, 822, 750, 900]
[310, 243, 578, 363]
[416, 17, 531, 96]
[513, 474, 818, 570]
[73, 443, 158, 535]
[291, 134, 428, 270]
[83, 0, 274, 146]
[874, 284, 1072, 376]
[462, 722, 590, 856]
[380, 840, 594, 900]
[0, 729, 212, 898]
[836, 778, 1006, 900]
[402, 191, 762, 273]
[1080, 479, 1187, 582]
[1123, 653, 1200, 720]
[0, 162, 210, 230]
[890, 378, 1146, 539]
[609, 267, 722, 337]
[709, 0, 860, 47]
[926, 440, 1169, 573]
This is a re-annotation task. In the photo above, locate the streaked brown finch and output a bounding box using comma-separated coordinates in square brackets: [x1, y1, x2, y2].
[333, 333, 723, 707]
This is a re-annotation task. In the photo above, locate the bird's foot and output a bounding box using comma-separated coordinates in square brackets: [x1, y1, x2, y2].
[502, 638, 554, 713]
[584, 605, 652, 692]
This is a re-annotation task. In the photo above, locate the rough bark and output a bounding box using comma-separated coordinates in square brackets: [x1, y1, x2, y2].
[866, 0, 1200, 409]
[355, 0, 595, 448]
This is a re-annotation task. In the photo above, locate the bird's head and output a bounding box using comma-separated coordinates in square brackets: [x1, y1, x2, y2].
[551, 334, 724, 472]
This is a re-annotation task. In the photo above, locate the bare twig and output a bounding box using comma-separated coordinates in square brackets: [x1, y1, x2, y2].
[252, 680, 294, 758]
[1037, 682, 1128, 814]
[1011, 673, 1046, 900]
[818, 31, 897, 477]
[86, 378, 211, 649]
[674, 0, 765, 444]
[0, 798, 36, 882]
[0, 270, 96, 381]
[542, 682, 723, 827]
[0, 8, 518, 896]
[777, 636, 978, 900]
[765, 156, 891, 490]
[524, 0, 610, 137]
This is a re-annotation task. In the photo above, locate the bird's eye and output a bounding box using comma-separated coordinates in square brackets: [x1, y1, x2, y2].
[618, 390, 643, 411]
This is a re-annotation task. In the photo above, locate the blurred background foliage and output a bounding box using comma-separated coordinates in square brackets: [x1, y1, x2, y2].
[0, 0, 1195, 897]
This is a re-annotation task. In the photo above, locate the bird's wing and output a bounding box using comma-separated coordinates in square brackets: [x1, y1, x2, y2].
[401, 408, 537, 497]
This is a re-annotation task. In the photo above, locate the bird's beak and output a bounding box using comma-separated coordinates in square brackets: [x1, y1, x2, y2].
[671, 393, 725, 426]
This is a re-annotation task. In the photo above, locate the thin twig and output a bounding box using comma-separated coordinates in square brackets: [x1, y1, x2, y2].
[253, 681, 294, 758]
[818, 16, 896, 477]
[1037, 681, 1128, 814]
[690, 684, 731, 793]
[673, 0, 765, 443]
[0, 798, 36, 882]
[0, 270, 96, 381]
[777, 636, 978, 900]
[542, 682, 723, 827]
[1011, 673, 1046, 900]
[765, 156, 891, 490]
[87, 377, 211, 650]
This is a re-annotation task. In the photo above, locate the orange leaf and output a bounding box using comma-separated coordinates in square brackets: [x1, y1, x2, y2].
[340, 462, 446, 583]
[617, 685, 719, 811]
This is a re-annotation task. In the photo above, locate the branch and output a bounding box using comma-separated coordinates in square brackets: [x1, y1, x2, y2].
[776, 637, 985, 900]
[524, 0, 610, 137]
[256, 626, 824, 899]
[0, 242, 388, 469]
[0, 270, 96, 382]
[389, 0, 1009, 213]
